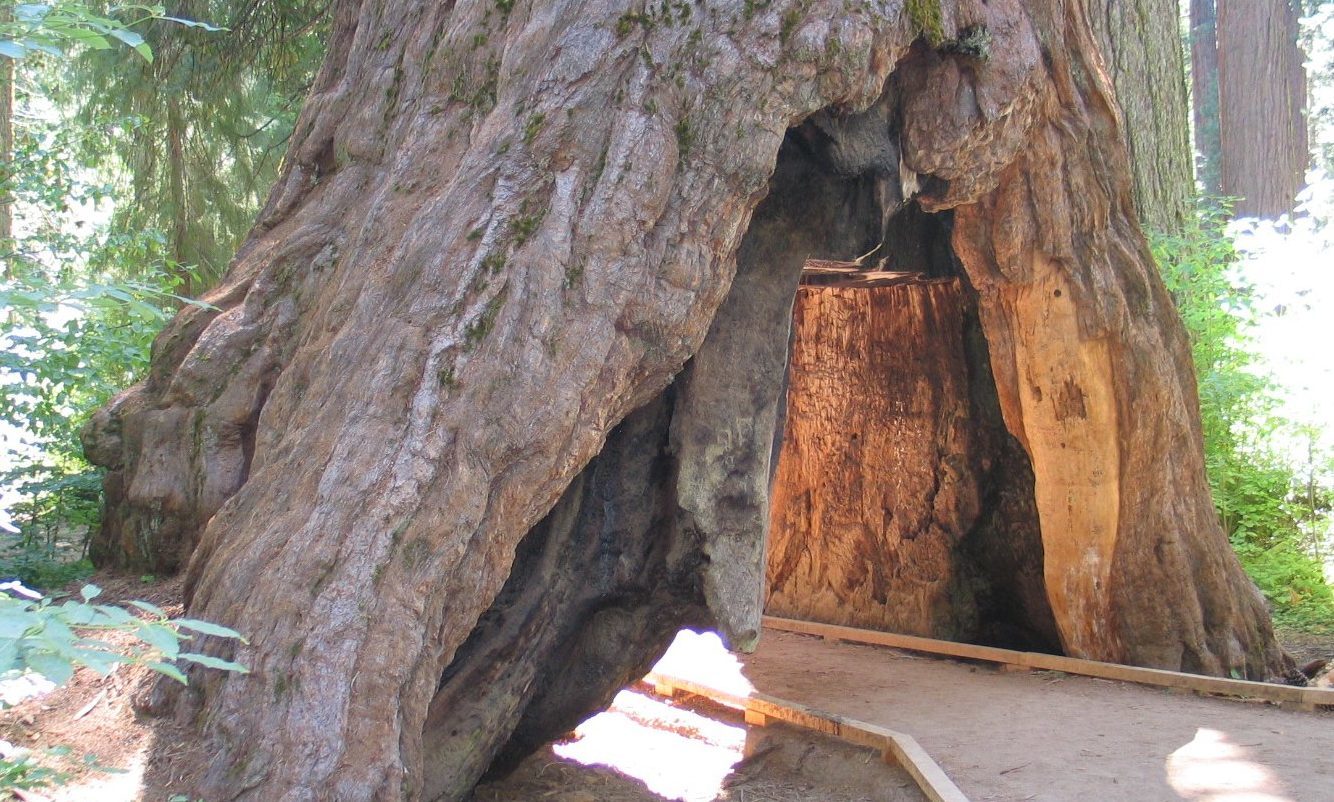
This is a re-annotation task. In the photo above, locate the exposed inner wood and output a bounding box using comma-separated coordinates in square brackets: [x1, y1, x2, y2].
[801, 261, 956, 289]
[767, 268, 1059, 651]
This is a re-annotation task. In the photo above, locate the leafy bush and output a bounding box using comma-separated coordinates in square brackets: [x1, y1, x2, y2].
[0, 583, 248, 684]
[1, 262, 201, 545]
[0, 545, 93, 590]
[1152, 206, 1334, 632]
[1235, 539, 1334, 632]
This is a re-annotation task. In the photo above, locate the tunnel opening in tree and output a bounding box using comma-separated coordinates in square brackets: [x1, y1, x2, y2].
[420, 99, 947, 796]
[429, 97, 1075, 794]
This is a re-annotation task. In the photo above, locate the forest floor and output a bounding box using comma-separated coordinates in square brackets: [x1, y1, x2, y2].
[0, 574, 1331, 801]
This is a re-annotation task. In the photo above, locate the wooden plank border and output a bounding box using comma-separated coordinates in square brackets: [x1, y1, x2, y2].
[764, 616, 1334, 711]
[644, 671, 971, 802]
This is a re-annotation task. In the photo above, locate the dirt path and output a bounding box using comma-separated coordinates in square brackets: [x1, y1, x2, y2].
[731, 629, 1334, 802]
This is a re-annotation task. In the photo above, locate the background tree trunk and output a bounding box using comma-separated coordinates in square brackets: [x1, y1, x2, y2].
[1087, 0, 1194, 232]
[1191, 0, 1223, 196]
[82, 0, 1290, 797]
[1, 4, 13, 257]
[1215, 0, 1309, 216]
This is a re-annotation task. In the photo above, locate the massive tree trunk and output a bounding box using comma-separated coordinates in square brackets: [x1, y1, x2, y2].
[83, 0, 1290, 798]
[1088, 0, 1193, 232]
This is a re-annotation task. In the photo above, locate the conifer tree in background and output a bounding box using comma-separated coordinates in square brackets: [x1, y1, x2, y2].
[0, 4, 323, 565]
[72, 2, 327, 293]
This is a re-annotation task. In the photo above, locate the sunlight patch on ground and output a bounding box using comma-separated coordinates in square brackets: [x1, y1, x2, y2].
[650, 629, 755, 696]
[553, 689, 747, 802]
[551, 630, 756, 801]
[1166, 727, 1294, 802]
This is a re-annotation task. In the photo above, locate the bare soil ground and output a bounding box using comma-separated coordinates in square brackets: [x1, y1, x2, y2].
[3, 573, 1331, 801]
[0, 575, 203, 801]
[0, 575, 924, 801]
[738, 629, 1334, 802]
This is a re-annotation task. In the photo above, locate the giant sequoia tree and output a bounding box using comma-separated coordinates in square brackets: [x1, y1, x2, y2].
[82, 0, 1291, 798]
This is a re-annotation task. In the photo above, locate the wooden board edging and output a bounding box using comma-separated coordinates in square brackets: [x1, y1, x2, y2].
[644, 671, 971, 802]
[763, 616, 1334, 710]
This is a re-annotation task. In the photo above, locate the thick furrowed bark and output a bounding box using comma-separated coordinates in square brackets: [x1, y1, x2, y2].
[419, 136, 852, 797]
[1087, 0, 1193, 232]
[84, 0, 1289, 798]
[945, 4, 1288, 676]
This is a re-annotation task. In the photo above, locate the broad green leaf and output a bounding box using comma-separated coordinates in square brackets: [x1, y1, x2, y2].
[145, 660, 188, 684]
[0, 609, 35, 639]
[58, 600, 98, 625]
[172, 618, 245, 641]
[25, 651, 74, 685]
[128, 600, 167, 618]
[106, 28, 144, 48]
[178, 652, 249, 674]
[24, 40, 63, 57]
[91, 604, 138, 626]
[36, 615, 76, 646]
[0, 641, 20, 673]
[68, 646, 126, 675]
[80, 584, 102, 602]
[134, 622, 181, 658]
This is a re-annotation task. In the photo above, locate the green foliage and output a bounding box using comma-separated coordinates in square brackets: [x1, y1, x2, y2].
[69, 1, 326, 289]
[1, 15, 259, 792]
[1, 253, 206, 546]
[1153, 206, 1334, 632]
[0, 583, 247, 685]
[1, 20, 214, 553]
[0, 544, 93, 589]
[1234, 539, 1334, 632]
[1, 3, 205, 62]
[0, 750, 65, 792]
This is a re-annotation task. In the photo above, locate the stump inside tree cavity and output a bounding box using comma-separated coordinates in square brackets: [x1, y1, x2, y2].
[766, 262, 1062, 652]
